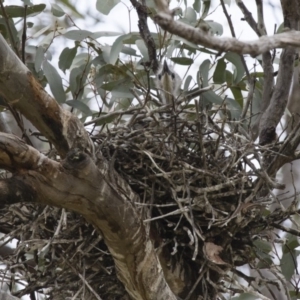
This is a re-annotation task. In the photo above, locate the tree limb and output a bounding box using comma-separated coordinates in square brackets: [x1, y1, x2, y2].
[153, 10, 300, 56]
[258, 1, 299, 145]
[0, 34, 93, 158]
[0, 133, 177, 300]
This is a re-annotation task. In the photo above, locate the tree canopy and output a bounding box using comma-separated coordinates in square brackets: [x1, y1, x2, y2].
[1, 0, 300, 300]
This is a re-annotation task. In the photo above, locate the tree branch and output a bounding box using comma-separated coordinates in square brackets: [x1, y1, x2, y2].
[258, 1, 299, 145]
[130, 0, 159, 73]
[0, 34, 93, 158]
[153, 10, 300, 56]
[0, 133, 177, 300]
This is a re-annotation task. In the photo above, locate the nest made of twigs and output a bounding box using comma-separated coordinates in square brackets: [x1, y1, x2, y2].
[0, 101, 290, 299]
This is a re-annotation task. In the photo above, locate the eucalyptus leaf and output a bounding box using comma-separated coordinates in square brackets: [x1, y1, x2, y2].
[59, 46, 78, 73]
[0, 4, 46, 18]
[193, 0, 201, 12]
[66, 100, 93, 116]
[184, 75, 193, 91]
[43, 60, 66, 103]
[201, 0, 211, 19]
[231, 293, 257, 300]
[110, 35, 128, 64]
[35, 46, 44, 72]
[201, 91, 223, 105]
[281, 251, 296, 281]
[32, 24, 51, 38]
[199, 59, 210, 87]
[282, 234, 299, 254]
[136, 40, 149, 60]
[213, 58, 226, 84]
[171, 57, 193, 65]
[230, 87, 243, 107]
[184, 7, 197, 23]
[121, 46, 139, 57]
[51, 4, 65, 17]
[224, 52, 245, 83]
[223, 97, 242, 120]
[64, 30, 93, 41]
[96, 0, 120, 15]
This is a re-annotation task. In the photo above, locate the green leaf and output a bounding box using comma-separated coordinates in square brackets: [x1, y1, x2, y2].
[64, 30, 93, 41]
[22, 0, 34, 5]
[281, 251, 296, 281]
[110, 35, 126, 64]
[224, 52, 245, 83]
[92, 112, 118, 125]
[58, 0, 83, 18]
[213, 59, 226, 84]
[32, 24, 52, 38]
[184, 75, 193, 91]
[35, 46, 44, 72]
[66, 100, 92, 115]
[231, 293, 257, 300]
[170, 57, 193, 65]
[201, 0, 211, 19]
[0, 4, 46, 18]
[199, 59, 210, 87]
[59, 46, 78, 73]
[223, 97, 242, 120]
[96, 0, 120, 15]
[111, 89, 133, 99]
[135, 40, 149, 60]
[121, 46, 139, 57]
[193, 0, 201, 12]
[230, 87, 243, 107]
[184, 7, 197, 23]
[43, 60, 66, 103]
[254, 239, 272, 253]
[115, 98, 133, 111]
[101, 78, 132, 91]
[69, 62, 91, 100]
[201, 91, 223, 105]
[225, 70, 233, 85]
[51, 4, 65, 17]
[282, 234, 299, 254]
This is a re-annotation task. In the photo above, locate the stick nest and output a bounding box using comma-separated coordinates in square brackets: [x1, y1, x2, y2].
[0, 103, 294, 299]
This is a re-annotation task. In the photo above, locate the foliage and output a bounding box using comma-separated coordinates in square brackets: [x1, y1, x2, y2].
[0, 0, 300, 300]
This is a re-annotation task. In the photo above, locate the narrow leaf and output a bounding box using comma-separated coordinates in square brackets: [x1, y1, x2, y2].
[64, 30, 93, 41]
[66, 100, 92, 115]
[170, 57, 193, 65]
[224, 52, 245, 83]
[193, 0, 201, 12]
[43, 60, 66, 103]
[213, 59, 226, 84]
[51, 4, 65, 17]
[110, 35, 129, 64]
[59, 46, 78, 73]
[35, 46, 44, 72]
[96, 0, 120, 15]
[0, 4, 46, 18]
[199, 59, 210, 87]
